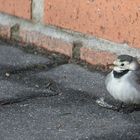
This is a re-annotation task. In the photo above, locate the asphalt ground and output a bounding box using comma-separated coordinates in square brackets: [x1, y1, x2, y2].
[0, 40, 139, 140]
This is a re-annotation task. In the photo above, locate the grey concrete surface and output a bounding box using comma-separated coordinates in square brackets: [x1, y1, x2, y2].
[0, 40, 139, 140]
[0, 41, 51, 66]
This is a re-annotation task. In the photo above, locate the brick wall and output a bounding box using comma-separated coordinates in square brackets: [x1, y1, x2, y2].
[0, 0, 140, 66]
[0, 0, 31, 19]
[44, 0, 140, 48]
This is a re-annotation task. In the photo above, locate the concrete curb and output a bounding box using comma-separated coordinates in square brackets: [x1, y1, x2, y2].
[0, 13, 140, 66]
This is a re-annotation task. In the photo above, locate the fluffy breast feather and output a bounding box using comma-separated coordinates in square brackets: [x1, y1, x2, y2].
[105, 71, 140, 104]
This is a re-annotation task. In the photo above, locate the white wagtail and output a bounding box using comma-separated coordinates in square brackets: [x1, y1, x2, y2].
[96, 55, 140, 112]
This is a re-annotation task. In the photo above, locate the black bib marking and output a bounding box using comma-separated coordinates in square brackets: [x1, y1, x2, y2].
[113, 70, 129, 78]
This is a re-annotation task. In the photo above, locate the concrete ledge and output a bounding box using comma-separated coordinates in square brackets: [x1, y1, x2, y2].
[0, 24, 11, 39]
[19, 29, 73, 57]
[0, 13, 140, 66]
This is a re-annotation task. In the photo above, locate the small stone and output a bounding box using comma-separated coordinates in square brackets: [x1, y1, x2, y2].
[35, 84, 39, 88]
[5, 73, 10, 77]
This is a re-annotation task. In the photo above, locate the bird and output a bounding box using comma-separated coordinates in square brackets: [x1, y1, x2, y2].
[105, 55, 140, 112]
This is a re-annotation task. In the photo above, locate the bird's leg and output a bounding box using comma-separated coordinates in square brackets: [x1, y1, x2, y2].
[115, 102, 123, 112]
[113, 103, 139, 113]
[120, 104, 135, 114]
[134, 104, 140, 111]
[112, 102, 136, 113]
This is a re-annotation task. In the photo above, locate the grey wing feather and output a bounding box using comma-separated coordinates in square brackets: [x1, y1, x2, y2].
[133, 69, 140, 84]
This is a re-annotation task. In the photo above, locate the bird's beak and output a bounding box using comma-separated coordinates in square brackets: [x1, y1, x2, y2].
[107, 63, 115, 69]
[113, 60, 120, 66]
[107, 60, 120, 69]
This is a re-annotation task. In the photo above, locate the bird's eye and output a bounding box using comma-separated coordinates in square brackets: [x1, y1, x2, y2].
[121, 63, 124, 66]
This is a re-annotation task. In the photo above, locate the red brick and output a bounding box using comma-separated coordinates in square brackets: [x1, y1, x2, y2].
[80, 47, 117, 66]
[44, 0, 140, 48]
[19, 30, 73, 57]
[0, 0, 31, 19]
[0, 24, 11, 39]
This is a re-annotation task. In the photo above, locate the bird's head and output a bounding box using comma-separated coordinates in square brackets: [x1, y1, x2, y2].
[112, 55, 139, 72]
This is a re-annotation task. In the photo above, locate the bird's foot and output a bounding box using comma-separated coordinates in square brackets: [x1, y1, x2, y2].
[119, 105, 135, 114]
[120, 104, 140, 113]
[96, 98, 137, 113]
[134, 104, 140, 111]
[96, 97, 118, 111]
